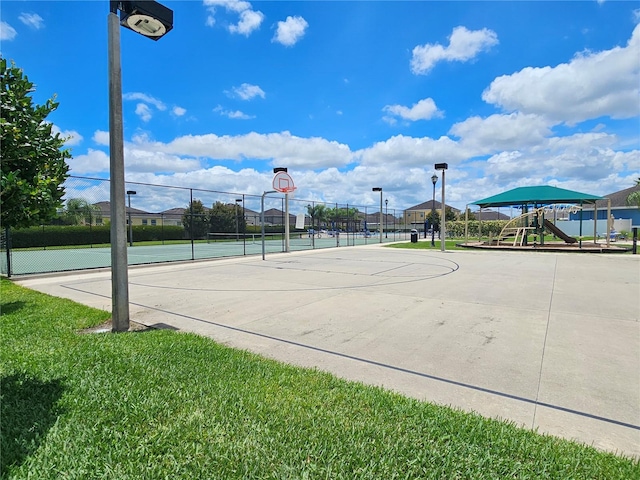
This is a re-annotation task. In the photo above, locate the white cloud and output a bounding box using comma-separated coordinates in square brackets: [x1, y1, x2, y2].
[227, 83, 265, 100]
[18, 13, 44, 30]
[449, 113, 551, 153]
[382, 98, 443, 123]
[68, 148, 110, 174]
[93, 130, 110, 146]
[135, 103, 153, 122]
[143, 131, 354, 169]
[230, 9, 264, 36]
[204, 0, 252, 14]
[273, 16, 308, 46]
[123, 92, 166, 111]
[411, 26, 498, 75]
[214, 105, 254, 119]
[357, 135, 470, 167]
[204, 0, 264, 36]
[482, 24, 640, 124]
[173, 106, 187, 116]
[0, 21, 17, 41]
[125, 148, 201, 173]
[52, 125, 83, 146]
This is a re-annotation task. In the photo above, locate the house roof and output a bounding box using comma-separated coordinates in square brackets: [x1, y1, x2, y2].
[584, 183, 640, 210]
[92, 201, 149, 215]
[474, 209, 510, 220]
[472, 186, 602, 208]
[405, 200, 459, 212]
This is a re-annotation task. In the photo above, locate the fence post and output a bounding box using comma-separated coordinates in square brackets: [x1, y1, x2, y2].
[190, 189, 195, 260]
[4, 228, 11, 278]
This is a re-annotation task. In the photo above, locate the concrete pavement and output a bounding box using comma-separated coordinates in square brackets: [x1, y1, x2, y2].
[16, 244, 640, 457]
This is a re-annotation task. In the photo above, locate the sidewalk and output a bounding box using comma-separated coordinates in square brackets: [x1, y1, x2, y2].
[16, 245, 640, 457]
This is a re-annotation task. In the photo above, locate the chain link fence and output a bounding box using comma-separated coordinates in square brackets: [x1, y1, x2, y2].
[1, 176, 410, 276]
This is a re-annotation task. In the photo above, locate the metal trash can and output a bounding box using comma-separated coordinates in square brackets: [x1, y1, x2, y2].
[410, 229, 418, 243]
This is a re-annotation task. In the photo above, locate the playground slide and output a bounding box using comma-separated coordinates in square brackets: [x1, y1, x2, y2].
[543, 219, 578, 244]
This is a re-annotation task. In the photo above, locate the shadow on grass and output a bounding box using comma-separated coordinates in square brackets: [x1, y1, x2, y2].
[0, 300, 26, 316]
[0, 373, 65, 475]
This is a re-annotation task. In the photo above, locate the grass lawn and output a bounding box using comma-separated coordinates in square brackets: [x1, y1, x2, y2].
[387, 239, 466, 250]
[1, 278, 638, 479]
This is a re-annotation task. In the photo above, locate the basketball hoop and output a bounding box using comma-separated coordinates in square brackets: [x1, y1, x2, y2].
[272, 170, 296, 194]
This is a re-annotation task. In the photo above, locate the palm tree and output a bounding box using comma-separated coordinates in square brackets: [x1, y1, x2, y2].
[64, 198, 101, 225]
[306, 204, 327, 233]
[626, 178, 640, 209]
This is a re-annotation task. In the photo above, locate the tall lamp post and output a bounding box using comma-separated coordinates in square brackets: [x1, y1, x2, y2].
[235, 198, 242, 240]
[431, 174, 438, 246]
[385, 198, 388, 238]
[126, 190, 136, 247]
[372, 187, 383, 243]
[434, 163, 448, 252]
[109, 1, 173, 332]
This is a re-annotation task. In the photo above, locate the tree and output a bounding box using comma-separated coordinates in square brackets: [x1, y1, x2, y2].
[182, 199, 208, 239]
[63, 198, 101, 225]
[209, 201, 244, 233]
[306, 204, 328, 232]
[445, 206, 458, 221]
[1, 58, 71, 230]
[626, 178, 640, 210]
[325, 206, 359, 231]
[462, 207, 476, 221]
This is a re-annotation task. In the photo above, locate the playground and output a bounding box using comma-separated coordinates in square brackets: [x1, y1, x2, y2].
[460, 186, 635, 253]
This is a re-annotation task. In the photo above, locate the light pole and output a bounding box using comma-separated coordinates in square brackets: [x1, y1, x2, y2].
[385, 199, 388, 238]
[307, 203, 315, 248]
[235, 198, 242, 240]
[108, 1, 173, 332]
[434, 163, 448, 252]
[431, 174, 438, 246]
[372, 187, 383, 243]
[126, 190, 136, 247]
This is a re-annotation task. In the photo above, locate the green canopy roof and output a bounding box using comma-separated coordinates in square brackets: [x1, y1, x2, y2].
[472, 186, 603, 208]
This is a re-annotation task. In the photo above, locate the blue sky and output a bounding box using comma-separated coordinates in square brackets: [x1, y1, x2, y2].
[1, 0, 639, 214]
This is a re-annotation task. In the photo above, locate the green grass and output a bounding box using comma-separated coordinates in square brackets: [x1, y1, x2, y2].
[387, 239, 466, 250]
[1, 279, 638, 479]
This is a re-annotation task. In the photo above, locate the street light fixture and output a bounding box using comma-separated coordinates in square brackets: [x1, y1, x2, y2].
[126, 190, 136, 247]
[117, 1, 173, 39]
[372, 187, 383, 243]
[108, 1, 173, 332]
[431, 174, 438, 247]
[385, 199, 388, 238]
[434, 163, 448, 252]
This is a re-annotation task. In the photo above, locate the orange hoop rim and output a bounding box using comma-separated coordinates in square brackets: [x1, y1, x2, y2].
[275, 186, 296, 194]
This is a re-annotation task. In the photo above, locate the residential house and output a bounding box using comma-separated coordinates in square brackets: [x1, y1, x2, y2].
[569, 184, 640, 228]
[403, 200, 460, 229]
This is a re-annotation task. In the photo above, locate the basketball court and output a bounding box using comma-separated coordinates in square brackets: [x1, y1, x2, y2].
[15, 245, 640, 457]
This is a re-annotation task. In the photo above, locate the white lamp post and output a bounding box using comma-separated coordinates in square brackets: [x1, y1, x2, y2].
[434, 163, 448, 252]
[235, 198, 242, 240]
[109, 1, 173, 332]
[126, 190, 136, 247]
[385, 198, 388, 238]
[372, 187, 383, 243]
[431, 174, 438, 246]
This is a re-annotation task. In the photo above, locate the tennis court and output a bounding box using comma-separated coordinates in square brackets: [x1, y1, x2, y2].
[2, 231, 405, 275]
